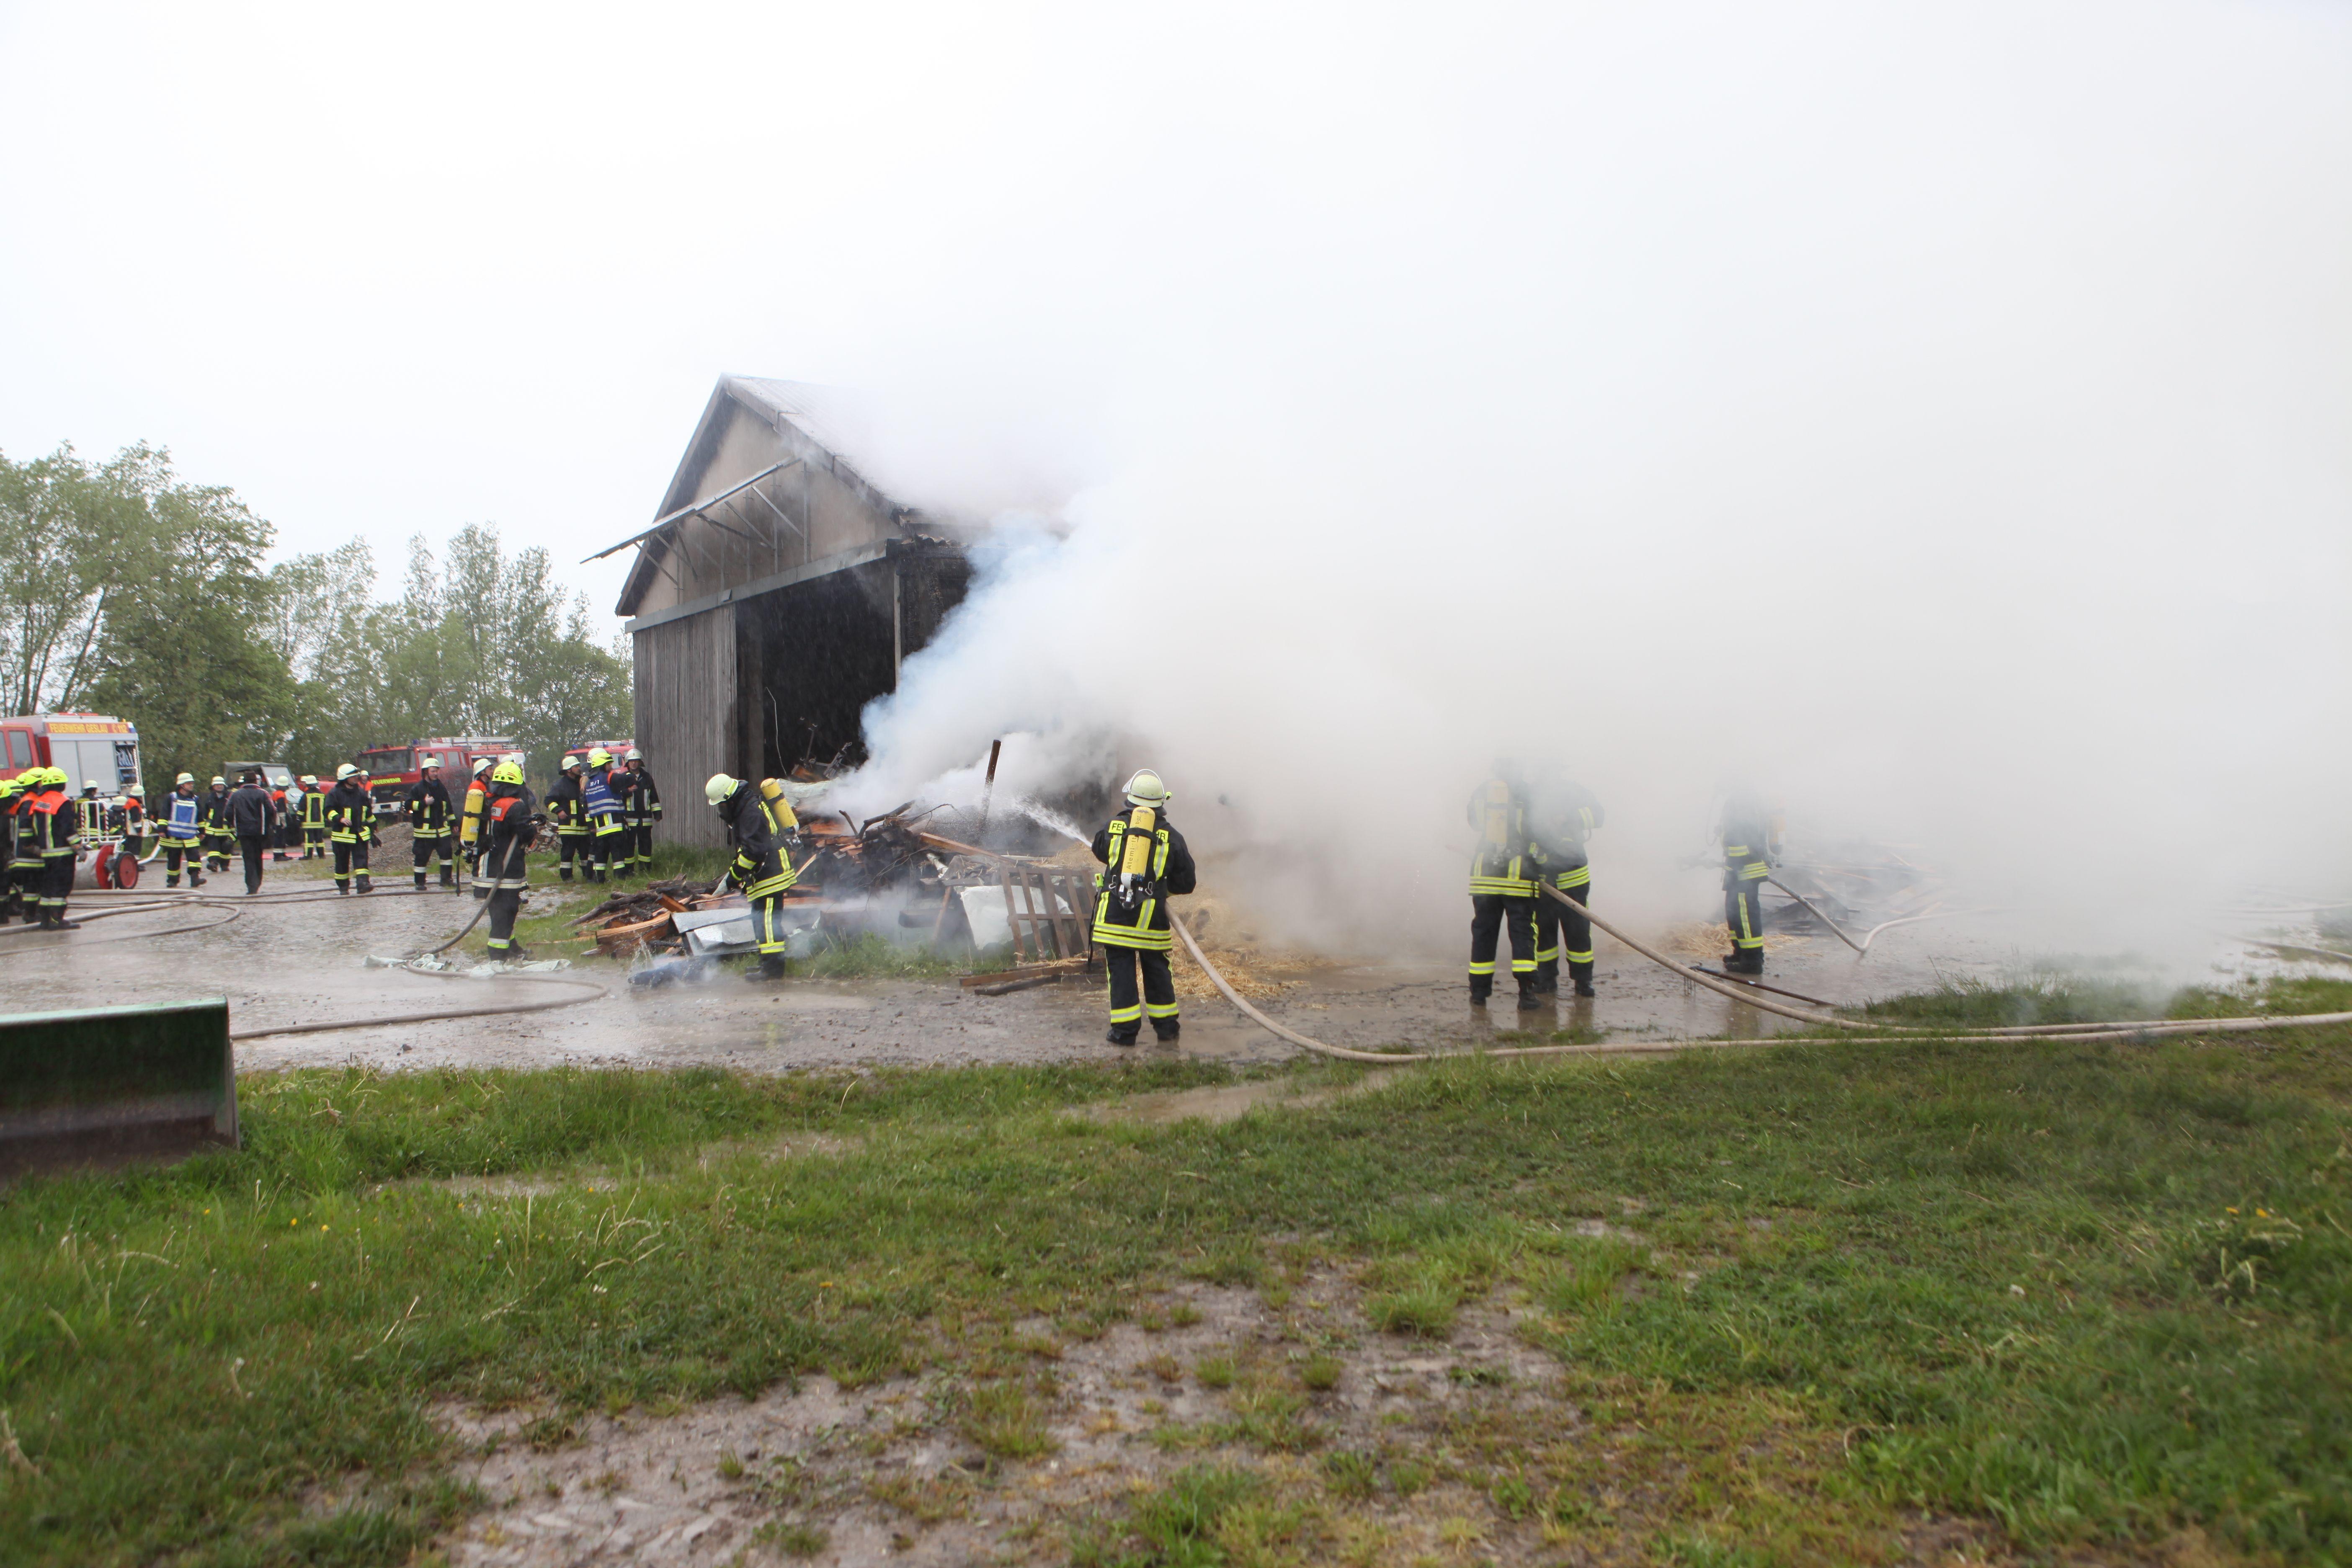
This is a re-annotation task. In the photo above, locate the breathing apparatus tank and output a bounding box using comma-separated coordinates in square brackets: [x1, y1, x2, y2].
[757, 777, 801, 834]
[1114, 804, 1157, 908]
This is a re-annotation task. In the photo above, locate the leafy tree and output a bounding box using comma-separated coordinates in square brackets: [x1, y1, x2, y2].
[2, 443, 293, 786]
[7, 443, 630, 792]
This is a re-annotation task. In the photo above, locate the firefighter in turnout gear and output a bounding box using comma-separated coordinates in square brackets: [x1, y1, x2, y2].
[121, 784, 150, 857]
[299, 775, 328, 858]
[75, 781, 106, 848]
[708, 773, 802, 982]
[1718, 793, 1778, 975]
[1528, 772, 1605, 998]
[324, 763, 377, 893]
[405, 758, 458, 888]
[459, 757, 493, 897]
[28, 769, 80, 928]
[546, 755, 593, 881]
[8, 772, 49, 923]
[620, 748, 660, 875]
[479, 761, 541, 961]
[0, 773, 24, 923]
[161, 773, 207, 888]
[200, 776, 233, 872]
[1089, 769, 1197, 1046]
[583, 747, 627, 881]
[1467, 762, 1542, 1010]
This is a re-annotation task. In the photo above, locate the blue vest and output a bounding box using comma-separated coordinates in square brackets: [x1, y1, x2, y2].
[582, 768, 619, 818]
[166, 795, 200, 840]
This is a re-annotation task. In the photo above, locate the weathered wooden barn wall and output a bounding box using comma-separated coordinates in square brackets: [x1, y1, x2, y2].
[632, 603, 736, 849]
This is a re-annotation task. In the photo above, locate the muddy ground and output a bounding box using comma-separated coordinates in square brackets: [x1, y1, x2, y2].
[0, 870, 2063, 1074]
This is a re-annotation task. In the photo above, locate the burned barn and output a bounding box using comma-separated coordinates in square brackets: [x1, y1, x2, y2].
[596, 377, 974, 848]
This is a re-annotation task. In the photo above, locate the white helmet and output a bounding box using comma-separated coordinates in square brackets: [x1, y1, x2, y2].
[300, 774, 318, 786]
[624, 747, 642, 762]
[1123, 769, 1171, 807]
[209, 775, 226, 788]
[84, 779, 102, 792]
[175, 772, 196, 787]
[561, 754, 582, 773]
[705, 772, 737, 806]
[335, 763, 359, 781]
[472, 757, 493, 776]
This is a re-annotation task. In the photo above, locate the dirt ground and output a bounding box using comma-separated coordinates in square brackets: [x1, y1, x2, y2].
[0, 874, 2046, 1074]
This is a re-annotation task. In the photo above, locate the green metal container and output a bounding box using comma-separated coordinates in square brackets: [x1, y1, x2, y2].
[0, 996, 237, 1179]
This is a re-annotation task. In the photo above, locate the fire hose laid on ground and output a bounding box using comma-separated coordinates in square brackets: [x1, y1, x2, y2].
[1172, 885, 2352, 1065]
[0, 885, 606, 1040]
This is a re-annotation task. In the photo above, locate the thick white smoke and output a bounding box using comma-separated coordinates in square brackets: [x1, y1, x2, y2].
[828, 2, 2352, 963]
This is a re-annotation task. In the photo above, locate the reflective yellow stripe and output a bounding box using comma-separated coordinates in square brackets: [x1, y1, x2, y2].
[1109, 1003, 1143, 1022]
[1145, 1002, 1180, 1018]
[1534, 944, 1560, 963]
[746, 867, 799, 898]
[1468, 877, 1536, 895]
[1552, 865, 1591, 889]
[1565, 948, 1594, 964]
[1740, 863, 1770, 879]
[1467, 961, 1496, 975]
[1094, 924, 1174, 951]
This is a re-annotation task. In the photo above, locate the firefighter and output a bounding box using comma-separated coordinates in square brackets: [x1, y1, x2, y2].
[620, 747, 661, 875]
[405, 757, 458, 889]
[545, 755, 590, 881]
[479, 761, 542, 962]
[268, 776, 292, 861]
[227, 769, 276, 895]
[27, 769, 80, 929]
[458, 757, 494, 898]
[324, 763, 377, 894]
[1089, 769, 1197, 1046]
[1529, 771, 1605, 998]
[1718, 792, 1778, 975]
[583, 747, 627, 882]
[75, 780, 105, 848]
[121, 784, 150, 858]
[706, 772, 801, 983]
[299, 774, 328, 858]
[0, 772, 22, 923]
[200, 775, 233, 872]
[7, 771, 44, 923]
[160, 772, 207, 888]
[1466, 760, 1542, 1011]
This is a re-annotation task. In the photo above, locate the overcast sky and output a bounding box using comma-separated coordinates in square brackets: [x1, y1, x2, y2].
[5, 0, 2347, 640]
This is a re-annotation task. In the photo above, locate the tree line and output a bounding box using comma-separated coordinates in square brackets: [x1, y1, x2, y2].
[1, 442, 632, 790]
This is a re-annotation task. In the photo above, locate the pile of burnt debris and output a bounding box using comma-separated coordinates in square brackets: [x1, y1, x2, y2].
[568, 800, 1103, 972]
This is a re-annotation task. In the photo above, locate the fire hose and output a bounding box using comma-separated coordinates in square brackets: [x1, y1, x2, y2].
[1172, 885, 2352, 1062]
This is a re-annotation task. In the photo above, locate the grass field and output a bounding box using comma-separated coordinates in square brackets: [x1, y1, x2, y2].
[0, 979, 2347, 1565]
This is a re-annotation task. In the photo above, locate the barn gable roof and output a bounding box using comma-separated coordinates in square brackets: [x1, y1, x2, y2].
[601, 376, 926, 618]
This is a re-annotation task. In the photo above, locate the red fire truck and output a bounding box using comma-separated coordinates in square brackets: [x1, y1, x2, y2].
[1, 712, 144, 792]
[1, 712, 148, 888]
[353, 736, 519, 819]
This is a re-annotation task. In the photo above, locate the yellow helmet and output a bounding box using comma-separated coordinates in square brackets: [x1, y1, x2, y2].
[704, 772, 737, 806]
[587, 747, 613, 769]
[492, 761, 525, 785]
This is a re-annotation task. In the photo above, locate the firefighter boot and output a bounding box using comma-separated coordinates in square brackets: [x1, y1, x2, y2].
[1517, 981, 1546, 1013]
[1152, 1019, 1181, 1045]
[1105, 1026, 1139, 1047]
[1571, 962, 1598, 998]
[744, 954, 787, 984]
[441, 863, 455, 889]
[356, 874, 373, 894]
[413, 870, 428, 890]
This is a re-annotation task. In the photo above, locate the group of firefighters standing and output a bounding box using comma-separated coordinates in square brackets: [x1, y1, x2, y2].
[1, 747, 663, 941]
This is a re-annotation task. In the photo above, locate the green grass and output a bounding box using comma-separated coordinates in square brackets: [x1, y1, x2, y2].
[1, 988, 2349, 1563]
